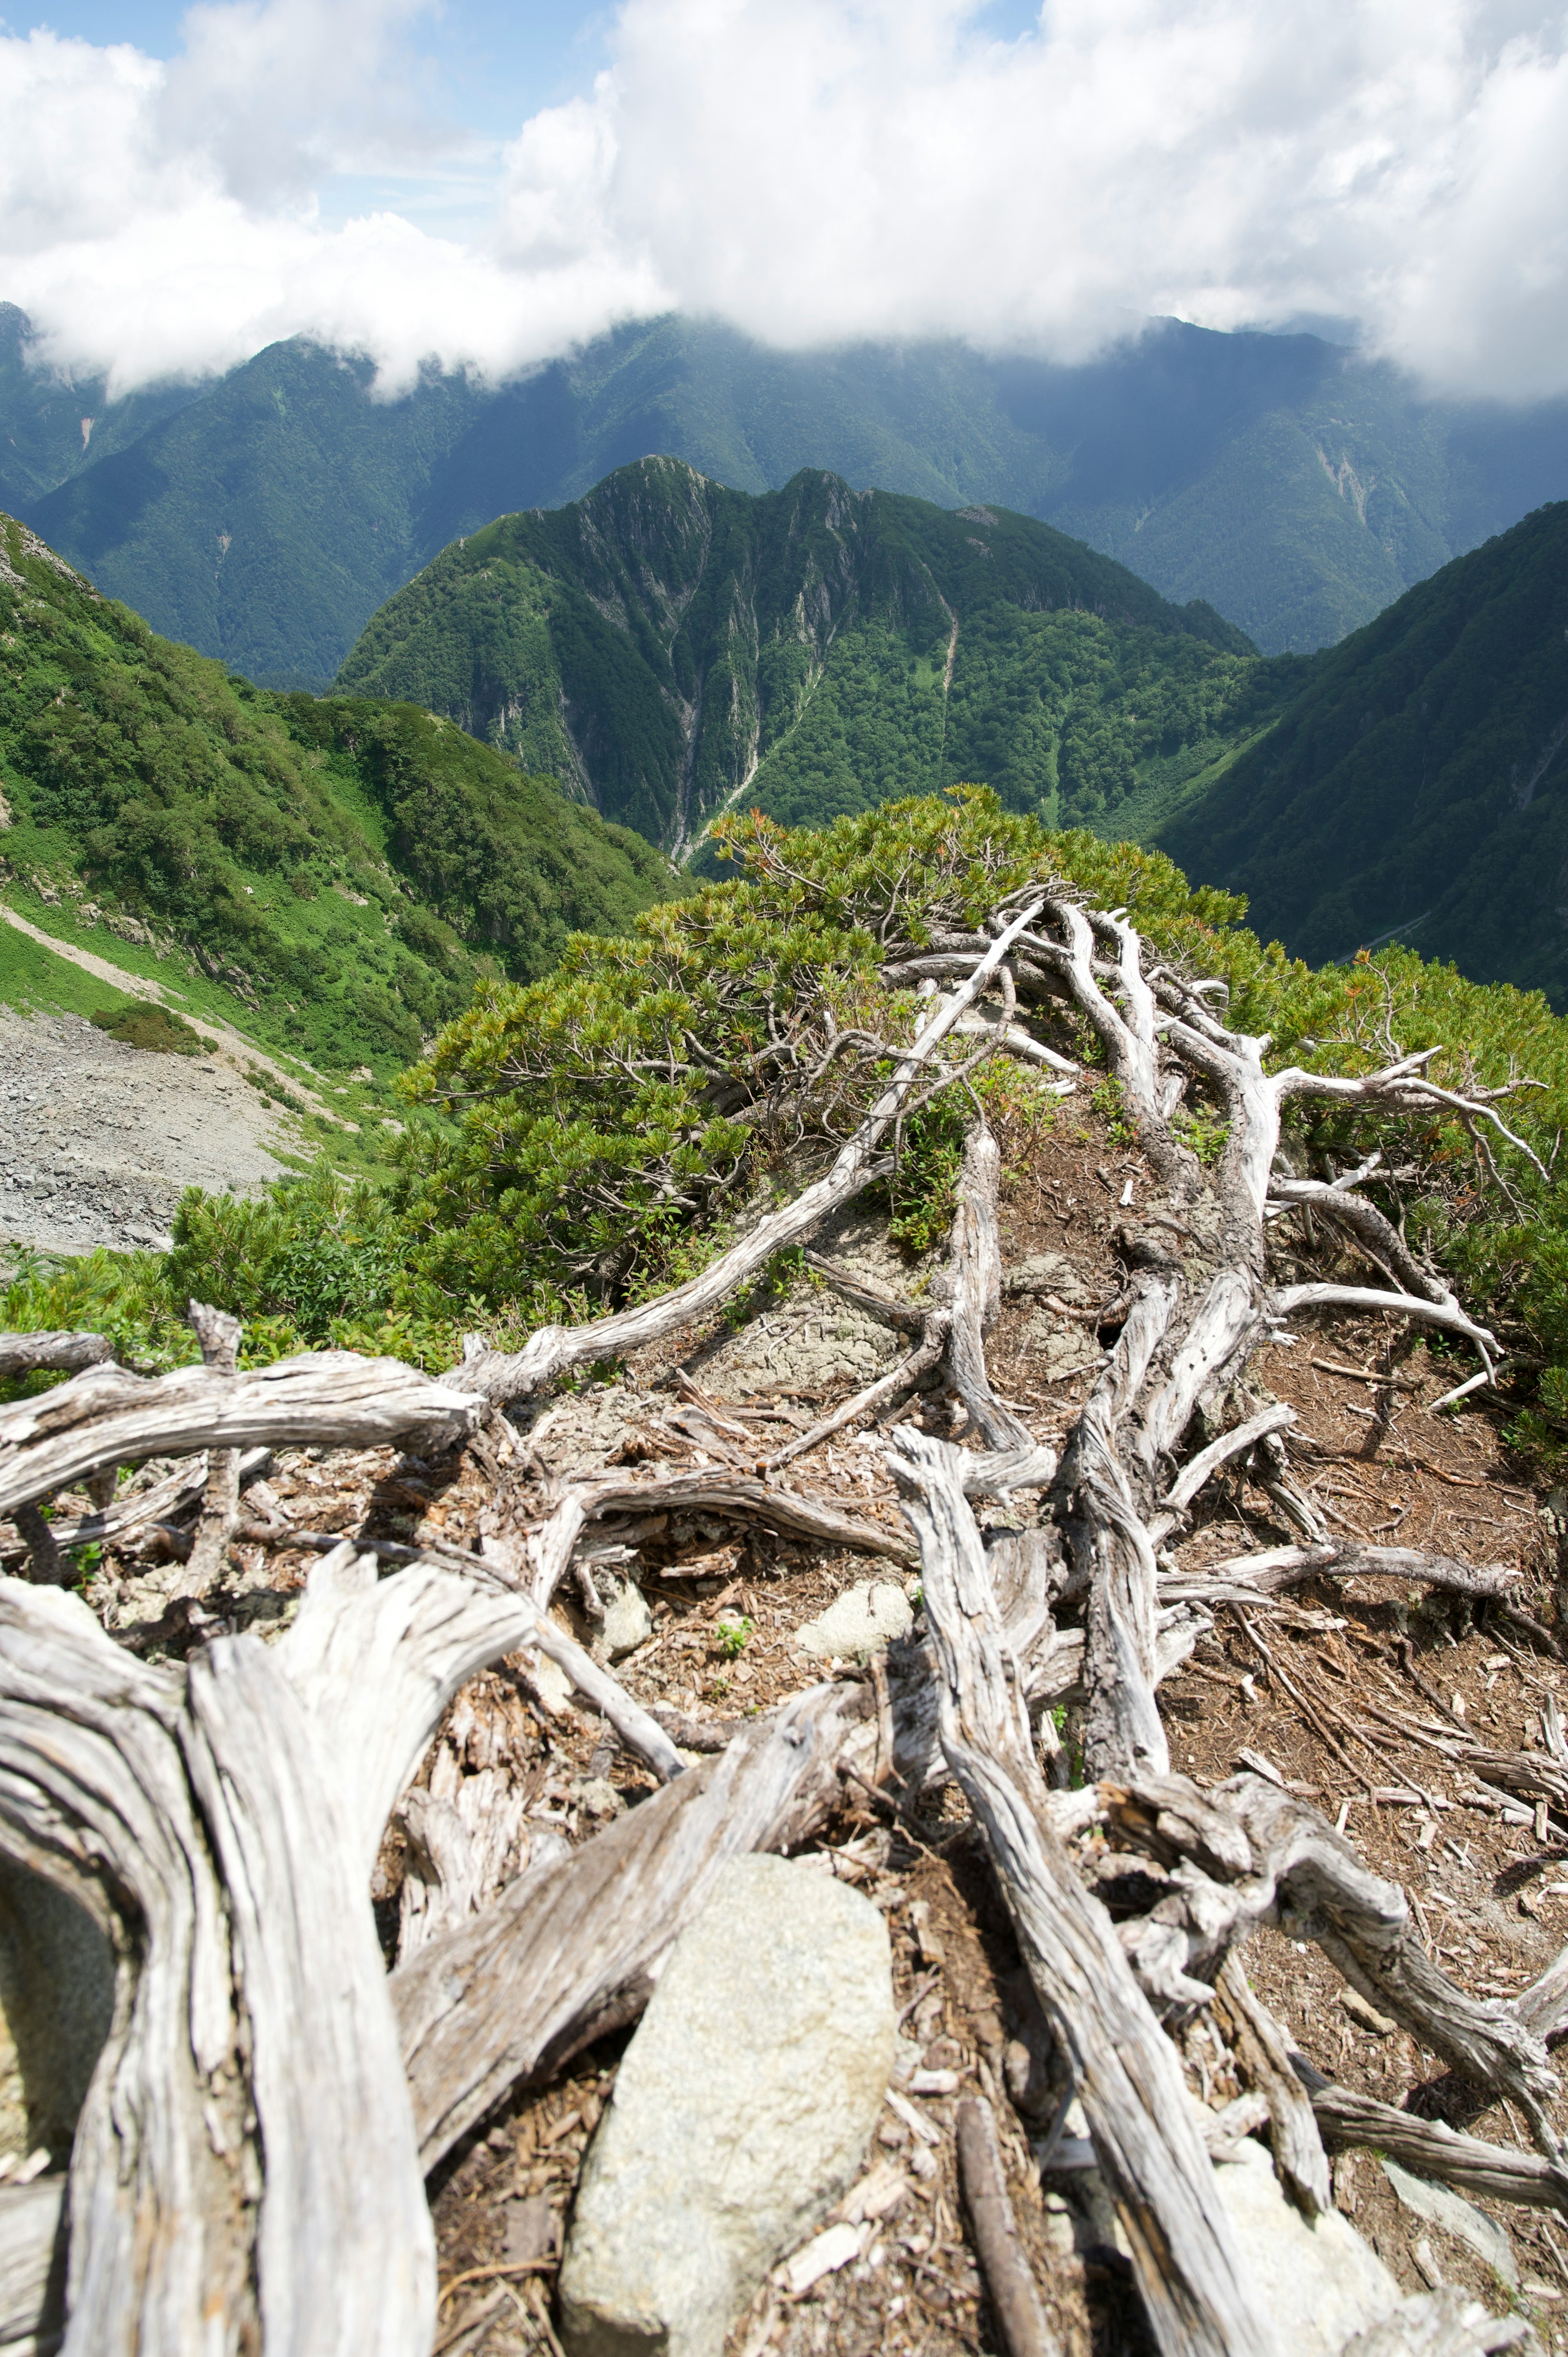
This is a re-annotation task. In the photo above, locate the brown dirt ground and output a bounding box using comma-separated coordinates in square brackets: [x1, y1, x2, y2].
[69, 1095, 1568, 2356]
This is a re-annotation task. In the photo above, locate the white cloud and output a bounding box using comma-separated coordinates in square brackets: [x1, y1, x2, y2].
[2, 0, 1567, 400]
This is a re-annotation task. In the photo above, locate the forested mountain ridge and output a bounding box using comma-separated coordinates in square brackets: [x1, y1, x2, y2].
[0, 512, 670, 1069]
[337, 457, 1274, 857]
[9, 309, 1568, 682]
[1157, 502, 1568, 1004]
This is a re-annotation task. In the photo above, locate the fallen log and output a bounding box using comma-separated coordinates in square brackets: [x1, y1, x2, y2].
[0, 1330, 112, 1379]
[1294, 2057, 1568, 2219]
[0, 1351, 483, 1520]
[956, 2095, 1061, 2357]
[891, 1428, 1281, 2357]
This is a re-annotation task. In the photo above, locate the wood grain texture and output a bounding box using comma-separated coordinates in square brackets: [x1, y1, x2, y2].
[889, 1430, 1282, 2357]
[0, 1353, 482, 1517]
[394, 1682, 878, 2169]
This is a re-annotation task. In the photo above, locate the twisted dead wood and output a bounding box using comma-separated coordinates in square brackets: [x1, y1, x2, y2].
[1100, 1773, 1559, 2145]
[1292, 2057, 1568, 2219]
[0, 1351, 483, 1520]
[455, 896, 1045, 1405]
[394, 1679, 882, 2167]
[890, 1428, 1281, 2357]
[0, 1537, 697, 2353]
[0, 1331, 112, 1378]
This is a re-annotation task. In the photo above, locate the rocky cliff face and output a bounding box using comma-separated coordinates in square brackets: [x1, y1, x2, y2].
[339, 457, 1256, 857]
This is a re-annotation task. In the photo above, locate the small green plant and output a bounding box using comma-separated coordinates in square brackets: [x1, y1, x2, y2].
[714, 1613, 754, 1659]
[1089, 1075, 1137, 1147]
[90, 1002, 205, 1057]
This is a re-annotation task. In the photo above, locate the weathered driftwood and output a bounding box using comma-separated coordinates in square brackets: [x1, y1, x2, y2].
[1293, 2057, 1568, 2219]
[178, 1302, 242, 1594]
[519, 1464, 915, 1608]
[1165, 1541, 1521, 1604]
[0, 1330, 111, 1379]
[955, 2094, 1061, 2357]
[0, 2175, 65, 2347]
[1212, 1954, 1329, 2217]
[1101, 1773, 1559, 2147]
[0, 1447, 273, 1569]
[946, 1127, 1036, 1453]
[0, 1351, 482, 1519]
[394, 1680, 881, 2167]
[1148, 1403, 1296, 1544]
[454, 896, 1045, 1405]
[891, 1429, 1281, 2357]
[0, 1539, 698, 2354]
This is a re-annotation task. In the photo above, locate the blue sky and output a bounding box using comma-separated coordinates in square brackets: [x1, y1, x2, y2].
[10, 0, 1047, 139]
[14, 0, 615, 135]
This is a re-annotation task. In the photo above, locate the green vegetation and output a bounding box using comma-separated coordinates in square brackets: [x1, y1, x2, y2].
[0, 513, 671, 1075]
[339, 458, 1268, 855]
[1158, 502, 1568, 1003]
[16, 308, 1568, 678]
[88, 1001, 212, 1054]
[13, 786, 1568, 1477]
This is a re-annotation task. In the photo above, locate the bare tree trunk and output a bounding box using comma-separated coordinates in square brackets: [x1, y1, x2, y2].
[178, 1302, 242, 1594]
[890, 1429, 1282, 2357]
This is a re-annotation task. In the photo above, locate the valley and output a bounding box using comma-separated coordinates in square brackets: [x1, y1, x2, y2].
[6, 306, 1568, 686]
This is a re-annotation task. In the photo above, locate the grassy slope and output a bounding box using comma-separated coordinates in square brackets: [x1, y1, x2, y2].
[0, 513, 672, 1083]
[338, 458, 1275, 854]
[15, 312, 1568, 682]
[1157, 502, 1568, 1001]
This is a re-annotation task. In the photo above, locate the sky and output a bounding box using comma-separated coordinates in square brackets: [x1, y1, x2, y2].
[1, 0, 1566, 404]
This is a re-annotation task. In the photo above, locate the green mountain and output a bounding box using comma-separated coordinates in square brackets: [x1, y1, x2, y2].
[11, 311, 1568, 682]
[0, 512, 670, 1070]
[335, 457, 1273, 857]
[1156, 502, 1568, 1004]
[0, 304, 200, 516]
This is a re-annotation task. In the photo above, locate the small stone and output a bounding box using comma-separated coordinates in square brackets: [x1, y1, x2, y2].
[1339, 1989, 1397, 2038]
[1214, 2130, 1402, 2357]
[794, 1580, 912, 1663]
[597, 1573, 653, 1660]
[559, 1854, 895, 2357]
[1381, 2159, 1519, 2288]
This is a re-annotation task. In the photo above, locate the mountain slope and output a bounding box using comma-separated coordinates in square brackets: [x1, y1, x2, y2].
[0, 304, 200, 517]
[13, 312, 1568, 682]
[0, 513, 670, 1070]
[1156, 502, 1568, 1002]
[336, 458, 1272, 856]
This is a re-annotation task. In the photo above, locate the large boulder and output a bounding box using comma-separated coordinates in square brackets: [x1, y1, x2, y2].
[558, 1854, 896, 2357]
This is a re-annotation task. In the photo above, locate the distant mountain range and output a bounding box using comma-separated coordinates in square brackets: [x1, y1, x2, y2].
[1156, 500, 1568, 1005]
[345, 464, 1568, 1005]
[337, 457, 1267, 857]
[5, 305, 1567, 684]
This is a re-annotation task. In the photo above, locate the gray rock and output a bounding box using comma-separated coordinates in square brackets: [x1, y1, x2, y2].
[1213, 2132, 1401, 2357]
[794, 1579, 913, 1662]
[559, 1853, 896, 2357]
[1381, 2159, 1519, 2288]
[597, 1572, 653, 1661]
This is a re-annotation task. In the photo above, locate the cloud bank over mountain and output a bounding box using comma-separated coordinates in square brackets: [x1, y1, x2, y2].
[3, 0, 1566, 401]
